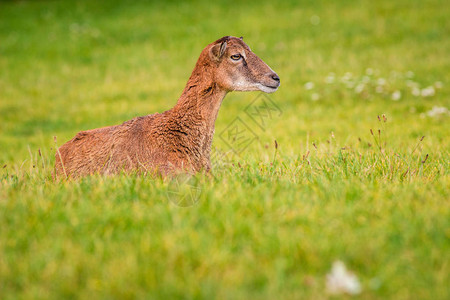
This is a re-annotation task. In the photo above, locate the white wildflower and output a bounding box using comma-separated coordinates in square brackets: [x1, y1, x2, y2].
[434, 81, 443, 89]
[326, 261, 362, 295]
[391, 90, 401, 101]
[406, 71, 414, 78]
[325, 73, 335, 84]
[304, 82, 315, 90]
[421, 86, 435, 97]
[365, 68, 374, 76]
[355, 83, 365, 94]
[361, 76, 370, 83]
[342, 72, 353, 82]
[311, 93, 320, 101]
[377, 78, 386, 86]
[426, 106, 449, 117]
[346, 81, 355, 89]
[411, 87, 421, 96]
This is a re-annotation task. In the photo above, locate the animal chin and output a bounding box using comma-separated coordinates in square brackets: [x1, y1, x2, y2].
[257, 83, 279, 93]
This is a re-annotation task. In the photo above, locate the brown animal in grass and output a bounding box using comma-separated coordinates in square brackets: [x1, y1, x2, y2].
[55, 36, 280, 178]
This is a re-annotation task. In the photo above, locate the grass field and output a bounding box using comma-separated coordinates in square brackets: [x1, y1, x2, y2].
[0, 0, 449, 299]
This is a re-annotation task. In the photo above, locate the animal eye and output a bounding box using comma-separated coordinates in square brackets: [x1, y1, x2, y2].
[230, 54, 242, 60]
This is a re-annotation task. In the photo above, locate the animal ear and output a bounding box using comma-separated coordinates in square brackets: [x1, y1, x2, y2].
[210, 40, 227, 61]
[240, 36, 243, 40]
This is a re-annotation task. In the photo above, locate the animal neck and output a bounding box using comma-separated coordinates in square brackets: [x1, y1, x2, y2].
[169, 61, 228, 161]
[174, 59, 227, 120]
[174, 82, 227, 131]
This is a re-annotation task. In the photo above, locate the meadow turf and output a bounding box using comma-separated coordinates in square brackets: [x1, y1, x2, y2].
[0, 0, 449, 299]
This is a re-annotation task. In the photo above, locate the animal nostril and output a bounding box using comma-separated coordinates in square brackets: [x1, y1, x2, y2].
[271, 74, 280, 82]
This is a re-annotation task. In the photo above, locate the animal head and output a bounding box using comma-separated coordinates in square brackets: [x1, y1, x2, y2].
[207, 36, 280, 93]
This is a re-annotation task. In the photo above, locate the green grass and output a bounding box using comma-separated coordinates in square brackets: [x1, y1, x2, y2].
[0, 0, 449, 299]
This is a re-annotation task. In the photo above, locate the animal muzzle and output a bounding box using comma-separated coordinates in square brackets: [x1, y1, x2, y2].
[258, 72, 280, 93]
[269, 72, 280, 88]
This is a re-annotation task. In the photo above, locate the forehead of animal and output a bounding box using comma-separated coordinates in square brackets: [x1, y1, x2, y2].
[214, 36, 251, 52]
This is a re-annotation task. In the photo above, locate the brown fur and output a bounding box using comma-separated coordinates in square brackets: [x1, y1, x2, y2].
[55, 36, 280, 178]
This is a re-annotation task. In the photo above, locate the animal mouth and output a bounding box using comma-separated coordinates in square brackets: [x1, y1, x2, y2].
[256, 82, 280, 93]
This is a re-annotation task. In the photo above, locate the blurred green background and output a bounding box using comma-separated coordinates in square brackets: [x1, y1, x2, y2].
[0, 0, 449, 299]
[1, 0, 448, 162]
